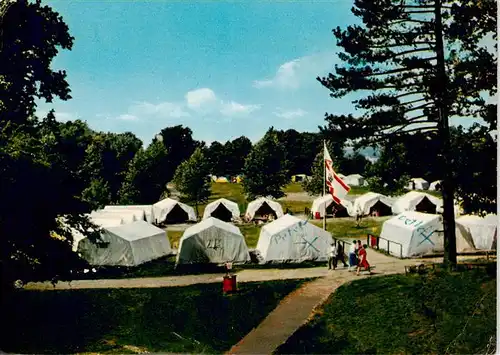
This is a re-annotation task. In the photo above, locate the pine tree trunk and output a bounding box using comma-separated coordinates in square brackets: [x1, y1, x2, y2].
[434, 0, 457, 267]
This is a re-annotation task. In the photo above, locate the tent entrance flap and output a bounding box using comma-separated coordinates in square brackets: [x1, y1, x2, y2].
[415, 197, 437, 214]
[370, 201, 392, 216]
[210, 204, 233, 222]
[333, 203, 349, 217]
[255, 202, 277, 219]
[166, 204, 189, 224]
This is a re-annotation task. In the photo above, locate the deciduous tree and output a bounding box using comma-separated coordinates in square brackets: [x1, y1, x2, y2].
[172, 148, 211, 217]
[242, 128, 290, 199]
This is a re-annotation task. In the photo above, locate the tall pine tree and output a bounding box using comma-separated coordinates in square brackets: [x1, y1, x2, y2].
[319, 0, 496, 266]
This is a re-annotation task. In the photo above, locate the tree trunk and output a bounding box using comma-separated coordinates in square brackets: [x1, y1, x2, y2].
[434, 0, 457, 267]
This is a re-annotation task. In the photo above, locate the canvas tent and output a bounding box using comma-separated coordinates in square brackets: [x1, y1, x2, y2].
[292, 174, 309, 183]
[176, 217, 250, 265]
[87, 214, 124, 228]
[90, 209, 146, 224]
[408, 178, 430, 190]
[429, 180, 442, 191]
[343, 174, 364, 187]
[216, 176, 229, 183]
[256, 214, 334, 262]
[202, 198, 240, 222]
[103, 205, 154, 223]
[153, 198, 197, 224]
[311, 194, 353, 218]
[455, 215, 497, 250]
[392, 191, 442, 215]
[379, 212, 444, 257]
[77, 220, 172, 266]
[352, 192, 393, 216]
[245, 197, 284, 221]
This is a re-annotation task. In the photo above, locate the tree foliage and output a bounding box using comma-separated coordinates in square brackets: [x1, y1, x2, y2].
[172, 147, 211, 216]
[242, 128, 290, 199]
[0, 0, 100, 290]
[319, 0, 496, 265]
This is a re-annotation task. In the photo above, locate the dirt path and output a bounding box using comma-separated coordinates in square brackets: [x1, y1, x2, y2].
[24, 252, 487, 292]
[24, 250, 410, 291]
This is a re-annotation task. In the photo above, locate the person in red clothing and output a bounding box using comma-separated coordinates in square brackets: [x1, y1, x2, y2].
[356, 244, 371, 276]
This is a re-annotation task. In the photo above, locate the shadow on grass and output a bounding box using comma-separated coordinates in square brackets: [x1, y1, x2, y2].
[67, 254, 329, 281]
[1, 279, 310, 354]
[275, 266, 497, 355]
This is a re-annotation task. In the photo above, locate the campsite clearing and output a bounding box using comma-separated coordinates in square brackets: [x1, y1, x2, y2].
[1, 279, 308, 354]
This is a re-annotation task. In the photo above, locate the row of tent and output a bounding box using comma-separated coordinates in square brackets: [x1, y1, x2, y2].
[379, 211, 497, 257]
[87, 197, 284, 227]
[72, 210, 497, 268]
[74, 214, 335, 267]
[311, 191, 459, 218]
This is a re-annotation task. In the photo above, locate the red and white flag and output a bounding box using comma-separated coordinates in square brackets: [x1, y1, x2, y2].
[324, 142, 350, 203]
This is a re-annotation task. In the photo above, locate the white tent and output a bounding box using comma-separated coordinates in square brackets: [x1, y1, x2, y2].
[408, 178, 430, 190]
[310, 194, 353, 218]
[343, 174, 364, 187]
[256, 214, 334, 262]
[77, 220, 171, 266]
[245, 197, 284, 221]
[429, 180, 442, 191]
[215, 176, 229, 183]
[104, 205, 155, 223]
[379, 212, 444, 257]
[202, 198, 240, 222]
[392, 191, 442, 215]
[352, 192, 393, 216]
[337, 173, 346, 180]
[153, 198, 197, 224]
[90, 209, 145, 224]
[87, 214, 124, 228]
[176, 217, 250, 265]
[456, 215, 497, 250]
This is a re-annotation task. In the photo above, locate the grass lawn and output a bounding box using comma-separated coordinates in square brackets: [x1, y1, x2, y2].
[283, 182, 305, 193]
[1, 279, 308, 354]
[310, 217, 390, 240]
[276, 267, 497, 355]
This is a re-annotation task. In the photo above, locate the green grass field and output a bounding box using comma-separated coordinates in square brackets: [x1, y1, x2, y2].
[1, 279, 308, 354]
[276, 267, 497, 355]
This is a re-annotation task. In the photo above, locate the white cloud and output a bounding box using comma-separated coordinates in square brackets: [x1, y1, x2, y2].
[129, 101, 189, 118]
[116, 113, 139, 121]
[273, 108, 307, 119]
[113, 88, 260, 123]
[185, 88, 219, 111]
[253, 52, 335, 90]
[221, 101, 261, 116]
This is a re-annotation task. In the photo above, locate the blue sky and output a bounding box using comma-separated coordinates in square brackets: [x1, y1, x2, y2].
[37, 0, 492, 146]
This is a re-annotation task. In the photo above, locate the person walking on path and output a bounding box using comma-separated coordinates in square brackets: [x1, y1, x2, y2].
[348, 240, 358, 272]
[356, 244, 371, 276]
[336, 241, 348, 268]
[328, 241, 338, 270]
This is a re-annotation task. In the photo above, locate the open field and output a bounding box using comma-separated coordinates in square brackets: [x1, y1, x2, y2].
[1, 279, 308, 354]
[276, 266, 497, 355]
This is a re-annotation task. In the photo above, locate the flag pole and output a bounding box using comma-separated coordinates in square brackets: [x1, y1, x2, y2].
[323, 140, 327, 231]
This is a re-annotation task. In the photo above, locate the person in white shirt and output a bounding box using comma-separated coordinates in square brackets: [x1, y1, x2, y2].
[328, 241, 338, 270]
[348, 240, 358, 272]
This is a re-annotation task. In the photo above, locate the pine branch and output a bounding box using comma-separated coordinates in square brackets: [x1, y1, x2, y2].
[401, 97, 427, 106]
[393, 19, 432, 25]
[369, 41, 435, 49]
[404, 11, 435, 14]
[389, 48, 435, 59]
[395, 91, 426, 99]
